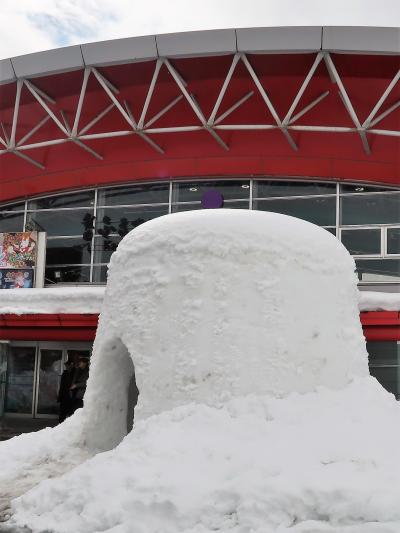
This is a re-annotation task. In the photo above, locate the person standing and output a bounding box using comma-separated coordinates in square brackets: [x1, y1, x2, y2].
[70, 357, 89, 412]
[57, 360, 75, 423]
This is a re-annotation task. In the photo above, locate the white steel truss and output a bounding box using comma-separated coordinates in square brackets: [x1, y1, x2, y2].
[0, 52, 399, 169]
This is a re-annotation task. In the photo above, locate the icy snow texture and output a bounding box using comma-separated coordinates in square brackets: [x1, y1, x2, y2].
[80, 209, 368, 448]
[9, 379, 400, 533]
[2, 209, 397, 533]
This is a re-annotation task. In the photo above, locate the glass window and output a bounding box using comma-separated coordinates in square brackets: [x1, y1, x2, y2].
[0, 212, 24, 233]
[323, 227, 337, 236]
[355, 259, 400, 282]
[387, 228, 400, 255]
[46, 238, 92, 265]
[173, 180, 250, 202]
[341, 184, 396, 193]
[92, 265, 108, 283]
[0, 202, 25, 211]
[367, 341, 400, 399]
[28, 191, 95, 210]
[341, 193, 400, 225]
[253, 197, 336, 226]
[45, 266, 91, 284]
[171, 201, 249, 213]
[98, 184, 169, 206]
[341, 229, 381, 255]
[96, 205, 169, 237]
[26, 210, 94, 237]
[5, 346, 36, 414]
[254, 180, 336, 198]
[93, 236, 121, 264]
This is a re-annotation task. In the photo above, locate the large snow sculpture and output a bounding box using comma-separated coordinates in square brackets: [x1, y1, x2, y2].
[80, 209, 369, 449]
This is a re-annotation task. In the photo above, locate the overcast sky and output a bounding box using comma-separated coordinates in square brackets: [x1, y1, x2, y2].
[1, 0, 399, 60]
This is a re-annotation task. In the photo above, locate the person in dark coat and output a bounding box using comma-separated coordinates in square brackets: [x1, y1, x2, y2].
[57, 360, 75, 423]
[70, 357, 89, 412]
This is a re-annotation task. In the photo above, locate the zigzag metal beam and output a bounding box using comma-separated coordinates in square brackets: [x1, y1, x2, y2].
[0, 52, 399, 171]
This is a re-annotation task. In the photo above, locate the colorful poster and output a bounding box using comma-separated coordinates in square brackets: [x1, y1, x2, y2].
[0, 269, 34, 289]
[0, 232, 37, 268]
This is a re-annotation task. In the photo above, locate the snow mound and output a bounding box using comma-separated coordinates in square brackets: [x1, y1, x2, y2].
[9, 378, 400, 533]
[80, 209, 368, 448]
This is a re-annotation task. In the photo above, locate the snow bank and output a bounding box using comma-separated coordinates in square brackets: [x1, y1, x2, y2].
[0, 286, 104, 314]
[9, 378, 400, 533]
[358, 290, 400, 312]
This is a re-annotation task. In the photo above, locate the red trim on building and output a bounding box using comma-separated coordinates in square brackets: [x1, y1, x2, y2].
[0, 311, 398, 342]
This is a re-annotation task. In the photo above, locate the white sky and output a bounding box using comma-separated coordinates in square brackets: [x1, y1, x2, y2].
[1, 0, 399, 60]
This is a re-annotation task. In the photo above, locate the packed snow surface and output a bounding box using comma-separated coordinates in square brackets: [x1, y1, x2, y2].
[0, 285, 398, 316]
[0, 210, 399, 532]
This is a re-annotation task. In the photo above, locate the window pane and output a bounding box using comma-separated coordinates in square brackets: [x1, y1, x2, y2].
[28, 191, 95, 209]
[0, 212, 24, 233]
[98, 184, 169, 206]
[26, 210, 94, 237]
[172, 201, 249, 213]
[254, 180, 336, 198]
[5, 346, 35, 414]
[93, 236, 121, 264]
[369, 366, 400, 398]
[173, 180, 250, 202]
[46, 238, 92, 265]
[45, 266, 91, 284]
[341, 229, 381, 255]
[341, 193, 400, 225]
[341, 184, 396, 193]
[323, 227, 337, 236]
[367, 341, 399, 366]
[92, 265, 108, 283]
[96, 205, 168, 236]
[0, 202, 25, 212]
[253, 197, 336, 226]
[355, 259, 400, 282]
[388, 228, 400, 255]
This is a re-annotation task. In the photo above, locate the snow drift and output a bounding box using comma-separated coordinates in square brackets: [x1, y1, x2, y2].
[2, 209, 399, 533]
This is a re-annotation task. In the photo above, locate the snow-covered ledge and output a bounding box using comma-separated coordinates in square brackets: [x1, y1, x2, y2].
[0, 286, 399, 315]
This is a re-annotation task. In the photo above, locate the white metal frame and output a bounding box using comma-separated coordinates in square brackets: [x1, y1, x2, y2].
[1, 53, 399, 169]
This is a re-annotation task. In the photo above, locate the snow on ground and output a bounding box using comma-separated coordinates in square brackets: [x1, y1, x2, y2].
[7, 377, 400, 533]
[0, 210, 399, 532]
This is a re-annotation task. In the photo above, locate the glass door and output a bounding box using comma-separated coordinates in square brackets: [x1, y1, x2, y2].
[0, 342, 9, 416]
[35, 346, 63, 418]
[4, 345, 36, 415]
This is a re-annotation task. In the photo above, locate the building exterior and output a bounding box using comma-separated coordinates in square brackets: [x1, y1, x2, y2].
[0, 26, 399, 419]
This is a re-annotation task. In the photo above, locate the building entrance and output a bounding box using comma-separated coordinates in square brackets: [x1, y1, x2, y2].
[1, 341, 92, 418]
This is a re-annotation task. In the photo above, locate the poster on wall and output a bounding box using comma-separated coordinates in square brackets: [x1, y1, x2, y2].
[0, 232, 37, 289]
[0, 269, 34, 289]
[0, 232, 37, 268]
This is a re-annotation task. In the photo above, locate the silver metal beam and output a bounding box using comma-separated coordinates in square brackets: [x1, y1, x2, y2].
[24, 79, 69, 136]
[214, 91, 254, 125]
[369, 129, 400, 137]
[208, 53, 240, 125]
[1, 123, 10, 144]
[73, 139, 103, 160]
[79, 103, 115, 135]
[144, 95, 183, 128]
[13, 150, 45, 170]
[17, 138, 69, 151]
[92, 68, 134, 128]
[215, 124, 277, 130]
[16, 116, 50, 146]
[283, 52, 323, 125]
[145, 126, 203, 133]
[289, 125, 356, 132]
[164, 58, 229, 150]
[288, 91, 330, 124]
[324, 53, 370, 154]
[124, 100, 164, 154]
[73, 68, 90, 136]
[26, 81, 56, 105]
[241, 53, 297, 150]
[138, 59, 162, 129]
[10, 80, 23, 149]
[369, 100, 400, 128]
[363, 70, 400, 128]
